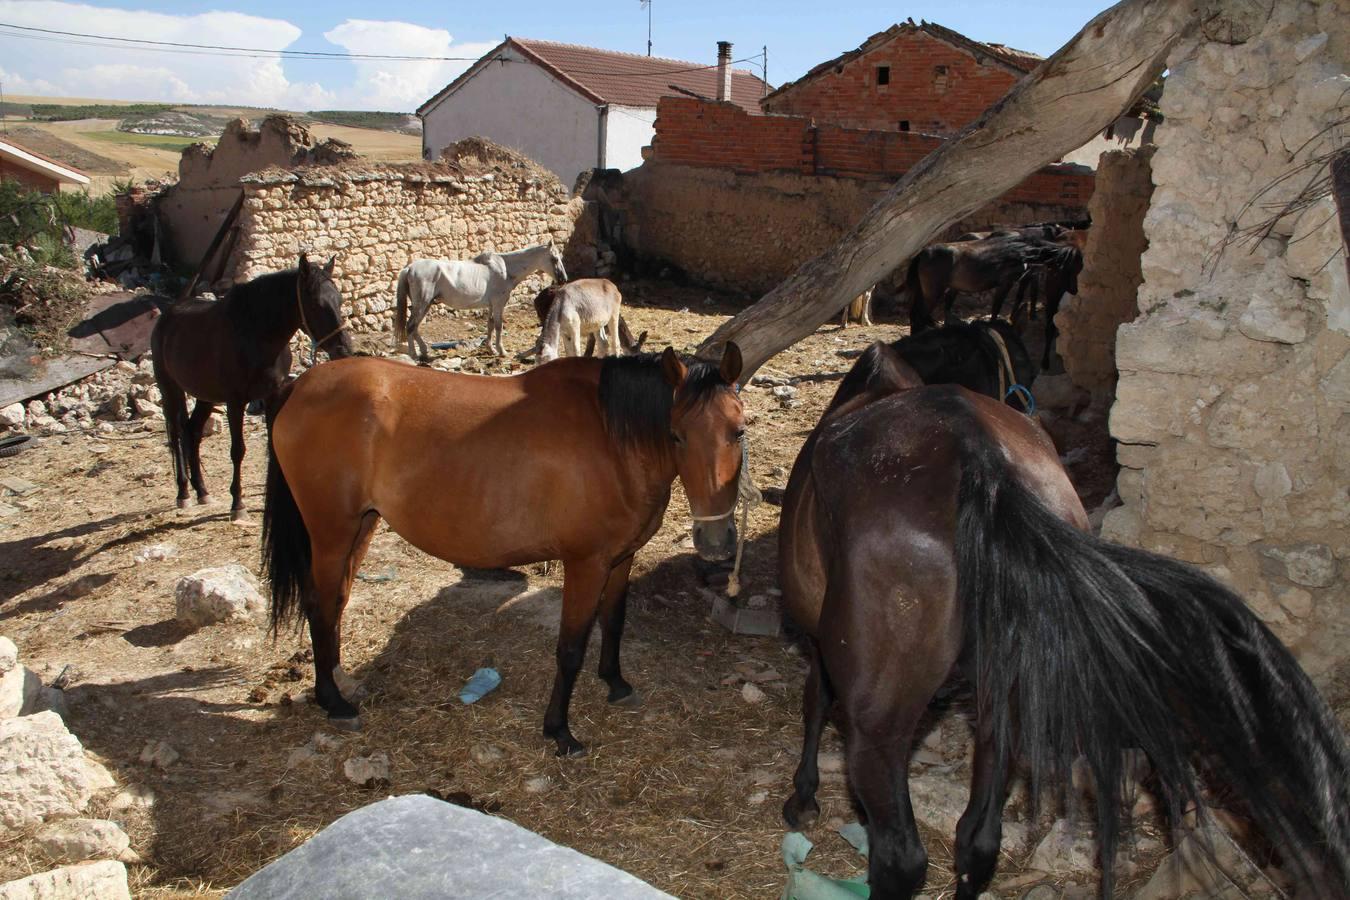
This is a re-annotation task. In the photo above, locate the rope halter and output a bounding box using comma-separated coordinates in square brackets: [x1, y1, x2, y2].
[985, 326, 1036, 416]
[689, 438, 762, 598]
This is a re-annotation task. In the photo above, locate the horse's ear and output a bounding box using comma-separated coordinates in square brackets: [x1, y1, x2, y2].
[719, 342, 743, 386]
[324, 256, 336, 276]
[660, 347, 687, 387]
[298, 253, 310, 274]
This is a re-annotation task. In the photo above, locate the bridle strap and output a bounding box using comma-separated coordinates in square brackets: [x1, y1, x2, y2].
[985, 326, 1035, 415]
[295, 275, 348, 365]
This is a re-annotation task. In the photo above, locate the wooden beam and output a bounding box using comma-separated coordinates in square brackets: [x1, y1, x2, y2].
[698, 0, 1201, 377]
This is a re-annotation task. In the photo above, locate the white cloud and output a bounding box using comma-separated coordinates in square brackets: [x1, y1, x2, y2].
[0, 2, 333, 107]
[323, 20, 496, 110]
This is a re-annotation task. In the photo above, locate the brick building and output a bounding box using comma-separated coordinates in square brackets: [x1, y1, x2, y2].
[0, 136, 90, 194]
[760, 20, 1041, 136]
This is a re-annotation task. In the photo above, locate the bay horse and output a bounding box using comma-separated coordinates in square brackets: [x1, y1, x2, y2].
[535, 278, 625, 362]
[531, 283, 647, 359]
[151, 254, 350, 521]
[838, 287, 875, 328]
[778, 358, 1350, 897]
[262, 345, 746, 756]
[906, 237, 1076, 333]
[394, 242, 567, 359]
[1000, 237, 1086, 370]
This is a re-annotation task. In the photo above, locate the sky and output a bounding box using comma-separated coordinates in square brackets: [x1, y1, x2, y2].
[0, 0, 1118, 111]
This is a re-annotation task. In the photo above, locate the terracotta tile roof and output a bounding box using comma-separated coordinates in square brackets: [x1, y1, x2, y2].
[762, 20, 1041, 106]
[419, 38, 769, 116]
[0, 136, 91, 184]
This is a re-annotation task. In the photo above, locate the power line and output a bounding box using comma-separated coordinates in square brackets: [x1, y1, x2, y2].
[0, 22, 769, 81]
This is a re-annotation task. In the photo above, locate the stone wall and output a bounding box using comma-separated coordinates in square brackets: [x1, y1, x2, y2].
[617, 160, 1090, 296]
[1056, 146, 1155, 394]
[1101, 0, 1349, 679]
[225, 159, 583, 335]
[157, 117, 358, 271]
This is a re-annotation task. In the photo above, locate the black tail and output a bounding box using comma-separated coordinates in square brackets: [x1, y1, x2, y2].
[956, 441, 1350, 895]
[261, 398, 310, 634]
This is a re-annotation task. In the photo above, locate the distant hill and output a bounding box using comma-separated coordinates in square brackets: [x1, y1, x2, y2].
[306, 111, 421, 135]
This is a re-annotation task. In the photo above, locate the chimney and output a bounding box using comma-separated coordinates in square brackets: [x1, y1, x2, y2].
[716, 41, 733, 102]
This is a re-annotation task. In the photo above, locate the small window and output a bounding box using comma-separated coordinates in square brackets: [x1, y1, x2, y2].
[876, 65, 891, 86]
[934, 65, 949, 75]
[899, 120, 911, 132]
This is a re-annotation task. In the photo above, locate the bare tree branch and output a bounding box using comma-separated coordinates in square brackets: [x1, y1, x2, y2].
[697, 0, 1203, 378]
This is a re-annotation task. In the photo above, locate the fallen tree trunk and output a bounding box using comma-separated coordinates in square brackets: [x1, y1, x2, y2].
[698, 0, 1201, 378]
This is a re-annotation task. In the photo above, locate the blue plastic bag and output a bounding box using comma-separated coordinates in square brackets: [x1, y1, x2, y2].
[459, 667, 502, 704]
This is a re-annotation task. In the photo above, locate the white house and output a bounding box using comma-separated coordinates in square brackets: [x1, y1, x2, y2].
[418, 38, 769, 188]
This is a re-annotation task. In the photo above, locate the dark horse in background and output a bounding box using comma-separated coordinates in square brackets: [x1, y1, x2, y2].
[1003, 233, 1087, 370]
[778, 349, 1349, 898]
[263, 346, 746, 756]
[906, 236, 1082, 345]
[889, 319, 1036, 405]
[152, 255, 351, 521]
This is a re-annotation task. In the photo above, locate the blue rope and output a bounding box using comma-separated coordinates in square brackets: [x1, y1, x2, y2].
[1005, 383, 1036, 415]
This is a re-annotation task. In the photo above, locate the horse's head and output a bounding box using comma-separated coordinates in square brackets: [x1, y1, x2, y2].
[548, 243, 568, 284]
[1061, 247, 1084, 295]
[662, 343, 746, 562]
[298, 254, 352, 359]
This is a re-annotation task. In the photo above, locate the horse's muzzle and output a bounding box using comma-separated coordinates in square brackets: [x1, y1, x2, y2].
[693, 517, 737, 562]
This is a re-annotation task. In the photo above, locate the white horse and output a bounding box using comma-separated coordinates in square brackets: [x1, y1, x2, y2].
[537, 279, 624, 363]
[394, 242, 567, 358]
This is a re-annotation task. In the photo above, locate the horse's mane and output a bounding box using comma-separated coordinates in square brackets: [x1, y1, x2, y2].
[826, 342, 923, 416]
[891, 320, 1035, 399]
[598, 353, 724, 452]
[224, 267, 299, 331]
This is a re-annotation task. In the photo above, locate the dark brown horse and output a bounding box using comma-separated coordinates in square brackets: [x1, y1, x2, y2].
[1001, 236, 1086, 370]
[779, 356, 1350, 898]
[151, 255, 351, 520]
[906, 237, 1077, 333]
[262, 346, 746, 756]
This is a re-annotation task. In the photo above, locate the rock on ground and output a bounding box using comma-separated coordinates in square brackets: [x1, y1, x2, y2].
[342, 752, 390, 787]
[0, 712, 115, 832]
[138, 740, 179, 769]
[174, 565, 265, 628]
[34, 818, 131, 865]
[0, 860, 130, 900]
[0, 636, 41, 719]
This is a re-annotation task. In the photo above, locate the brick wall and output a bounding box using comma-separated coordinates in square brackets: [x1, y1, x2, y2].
[651, 97, 1094, 207]
[761, 29, 1021, 135]
[0, 160, 62, 194]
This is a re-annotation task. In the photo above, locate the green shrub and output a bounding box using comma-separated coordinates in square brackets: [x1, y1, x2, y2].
[0, 181, 117, 267]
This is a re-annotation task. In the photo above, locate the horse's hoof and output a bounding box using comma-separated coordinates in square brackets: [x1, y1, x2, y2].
[782, 794, 820, 829]
[328, 714, 363, 732]
[197, 494, 212, 506]
[609, 689, 642, 709]
[229, 508, 248, 523]
[554, 739, 587, 758]
[176, 498, 190, 510]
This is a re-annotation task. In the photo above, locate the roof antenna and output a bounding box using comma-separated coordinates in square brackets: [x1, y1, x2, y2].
[640, 0, 653, 56]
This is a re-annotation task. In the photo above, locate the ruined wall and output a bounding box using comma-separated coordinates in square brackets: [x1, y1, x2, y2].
[620, 161, 1089, 295]
[157, 117, 357, 271]
[1056, 146, 1155, 394]
[761, 28, 1021, 135]
[225, 161, 582, 334]
[1102, 0, 1349, 679]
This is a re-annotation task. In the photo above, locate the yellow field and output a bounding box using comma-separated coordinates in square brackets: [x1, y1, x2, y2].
[6, 96, 422, 193]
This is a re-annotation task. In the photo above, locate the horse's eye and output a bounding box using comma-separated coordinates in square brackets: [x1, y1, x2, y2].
[734, 429, 746, 442]
[670, 431, 685, 446]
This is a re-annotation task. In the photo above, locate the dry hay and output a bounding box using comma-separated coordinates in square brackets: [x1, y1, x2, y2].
[0, 280, 1129, 898]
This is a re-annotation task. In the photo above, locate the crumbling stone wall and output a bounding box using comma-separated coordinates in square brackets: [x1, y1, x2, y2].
[1102, 0, 1349, 679]
[226, 161, 583, 334]
[157, 116, 357, 271]
[1056, 146, 1155, 395]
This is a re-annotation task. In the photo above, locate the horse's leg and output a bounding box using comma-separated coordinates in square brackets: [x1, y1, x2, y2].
[488, 295, 507, 357]
[861, 292, 874, 326]
[783, 637, 834, 829]
[989, 279, 1016, 325]
[941, 288, 959, 325]
[1042, 281, 1064, 371]
[159, 378, 192, 508]
[186, 400, 215, 505]
[543, 555, 609, 756]
[596, 555, 636, 704]
[605, 311, 620, 357]
[405, 299, 432, 360]
[225, 401, 247, 521]
[953, 715, 1010, 899]
[308, 510, 381, 727]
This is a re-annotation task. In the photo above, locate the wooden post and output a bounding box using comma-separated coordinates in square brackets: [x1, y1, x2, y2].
[698, 0, 1202, 378]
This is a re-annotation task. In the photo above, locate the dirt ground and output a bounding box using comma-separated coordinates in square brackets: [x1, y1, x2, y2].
[0, 280, 1123, 898]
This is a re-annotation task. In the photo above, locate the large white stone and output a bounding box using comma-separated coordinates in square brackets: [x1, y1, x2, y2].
[0, 405, 23, 430]
[0, 861, 130, 900]
[0, 665, 41, 719]
[175, 565, 265, 628]
[0, 712, 115, 832]
[34, 819, 131, 865]
[0, 638, 15, 675]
